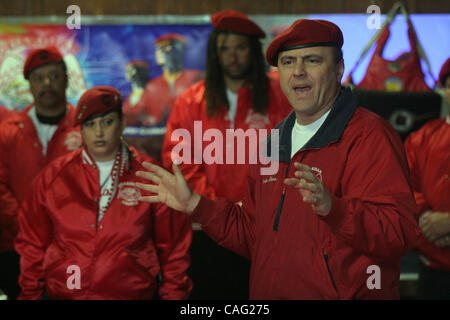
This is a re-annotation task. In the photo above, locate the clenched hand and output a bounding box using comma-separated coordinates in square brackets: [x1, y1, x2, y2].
[419, 212, 450, 247]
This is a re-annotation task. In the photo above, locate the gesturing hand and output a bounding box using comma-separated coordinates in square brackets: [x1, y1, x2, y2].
[434, 234, 450, 249]
[284, 162, 332, 217]
[419, 212, 450, 244]
[135, 162, 201, 214]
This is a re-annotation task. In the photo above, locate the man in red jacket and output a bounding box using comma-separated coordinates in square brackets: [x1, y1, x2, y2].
[404, 57, 450, 299]
[0, 46, 81, 299]
[161, 11, 291, 299]
[137, 19, 420, 299]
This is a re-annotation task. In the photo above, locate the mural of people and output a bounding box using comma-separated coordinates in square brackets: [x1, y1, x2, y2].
[122, 60, 150, 126]
[140, 33, 204, 126]
[123, 33, 205, 163]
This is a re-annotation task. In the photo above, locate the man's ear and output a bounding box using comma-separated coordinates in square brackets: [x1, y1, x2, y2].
[336, 59, 345, 83]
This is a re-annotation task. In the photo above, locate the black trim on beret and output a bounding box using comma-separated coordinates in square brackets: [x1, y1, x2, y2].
[279, 42, 339, 53]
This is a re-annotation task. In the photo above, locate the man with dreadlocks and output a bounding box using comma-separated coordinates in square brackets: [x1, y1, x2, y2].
[161, 10, 290, 300]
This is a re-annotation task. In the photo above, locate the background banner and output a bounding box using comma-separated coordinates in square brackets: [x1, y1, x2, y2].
[0, 14, 448, 159]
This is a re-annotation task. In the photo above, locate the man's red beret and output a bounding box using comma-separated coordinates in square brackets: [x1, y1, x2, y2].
[74, 86, 122, 127]
[23, 46, 64, 79]
[211, 10, 265, 38]
[126, 60, 149, 69]
[266, 19, 344, 66]
[155, 33, 187, 45]
[438, 58, 450, 87]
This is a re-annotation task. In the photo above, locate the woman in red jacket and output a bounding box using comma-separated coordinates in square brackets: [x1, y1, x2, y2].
[14, 86, 192, 299]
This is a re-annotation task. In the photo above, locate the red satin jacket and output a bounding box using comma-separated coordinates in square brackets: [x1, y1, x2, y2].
[162, 78, 291, 202]
[190, 87, 420, 299]
[405, 117, 450, 270]
[0, 104, 81, 252]
[0, 106, 15, 123]
[143, 70, 204, 125]
[122, 93, 148, 126]
[122, 70, 203, 126]
[14, 146, 192, 300]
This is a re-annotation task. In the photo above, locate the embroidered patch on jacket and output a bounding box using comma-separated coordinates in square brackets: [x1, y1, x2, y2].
[117, 182, 141, 206]
[262, 176, 277, 184]
[64, 131, 82, 151]
[311, 167, 323, 182]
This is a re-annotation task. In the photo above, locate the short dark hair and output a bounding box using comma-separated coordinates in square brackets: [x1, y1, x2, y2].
[82, 107, 123, 126]
[333, 47, 343, 64]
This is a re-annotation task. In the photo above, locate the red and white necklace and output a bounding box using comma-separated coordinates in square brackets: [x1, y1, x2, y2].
[97, 143, 128, 223]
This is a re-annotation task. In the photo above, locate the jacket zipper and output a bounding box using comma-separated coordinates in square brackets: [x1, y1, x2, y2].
[323, 248, 340, 298]
[272, 163, 291, 231]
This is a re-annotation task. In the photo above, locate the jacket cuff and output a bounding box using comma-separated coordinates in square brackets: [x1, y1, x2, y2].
[320, 195, 348, 230]
[189, 196, 215, 225]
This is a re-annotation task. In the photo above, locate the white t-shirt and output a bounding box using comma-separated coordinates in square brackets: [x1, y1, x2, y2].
[226, 89, 238, 128]
[291, 110, 331, 159]
[28, 107, 58, 156]
[96, 159, 115, 223]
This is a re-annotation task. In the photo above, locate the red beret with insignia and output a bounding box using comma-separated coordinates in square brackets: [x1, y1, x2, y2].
[74, 86, 122, 127]
[266, 19, 344, 66]
[155, 33, 187, 45]
[211, 10, 265, 38]
[438, 58, 450, 87]
[23, 46, 64, 79]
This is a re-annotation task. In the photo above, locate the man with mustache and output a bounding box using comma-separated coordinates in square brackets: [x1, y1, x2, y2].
[0, 46, 81, 299]
[161, 10, 290, 299]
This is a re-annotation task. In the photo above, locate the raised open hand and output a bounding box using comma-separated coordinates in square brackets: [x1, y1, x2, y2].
[135, 162, 201, 214]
